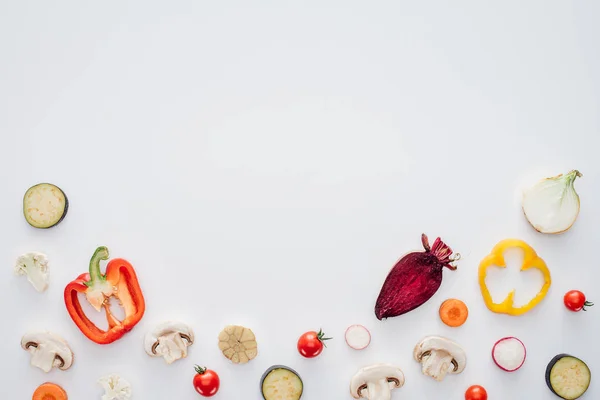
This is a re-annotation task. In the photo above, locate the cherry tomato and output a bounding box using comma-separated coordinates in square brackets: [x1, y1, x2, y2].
[297, 329, 332, 358]
[465, 385, 488, 400]
[193, 365, 220, 397]
[564, 290, 594, 312]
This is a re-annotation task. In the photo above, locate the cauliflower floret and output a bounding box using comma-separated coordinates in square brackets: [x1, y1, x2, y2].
[14, 252, 49, 292]
[99, 374, 132, 400]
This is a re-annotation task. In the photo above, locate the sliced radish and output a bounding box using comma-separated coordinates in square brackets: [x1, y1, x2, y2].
[492, 337, 526, 372]
[345, 325, 371, 350]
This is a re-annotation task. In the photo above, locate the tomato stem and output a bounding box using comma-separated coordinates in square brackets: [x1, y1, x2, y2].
[583, 301, 594, 311]
[194, 365, 207, 374]
[317, 328, 332, 347]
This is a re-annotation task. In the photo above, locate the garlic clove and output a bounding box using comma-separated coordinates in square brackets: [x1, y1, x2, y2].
[522, 170, 582, 234]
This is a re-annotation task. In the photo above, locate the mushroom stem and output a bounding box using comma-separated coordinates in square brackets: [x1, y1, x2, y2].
[30, 344, 60, 373]
[421, 350, 454, 381]
[366, 380, 393, 400]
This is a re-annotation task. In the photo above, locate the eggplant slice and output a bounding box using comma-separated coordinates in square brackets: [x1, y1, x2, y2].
[546, 354, 591, 399]
[261, 365, 303, 400]
[23, 183, 68, 228]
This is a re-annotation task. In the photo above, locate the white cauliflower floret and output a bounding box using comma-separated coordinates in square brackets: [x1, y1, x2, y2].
[99, 374, 132, 400]
[14, 252, 49, 292]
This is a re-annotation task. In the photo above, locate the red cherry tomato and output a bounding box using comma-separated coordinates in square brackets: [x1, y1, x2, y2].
[564, 290, 594, 312]
[193, 365, 220, 397]
[465, 385, 487, 400]
[297, 329, 332, 358]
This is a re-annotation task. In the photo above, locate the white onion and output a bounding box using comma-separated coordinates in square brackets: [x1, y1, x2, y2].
[522, 170, 582, 234]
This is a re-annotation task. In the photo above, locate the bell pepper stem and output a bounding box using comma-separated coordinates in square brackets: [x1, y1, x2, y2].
[88, 246, 110, 285]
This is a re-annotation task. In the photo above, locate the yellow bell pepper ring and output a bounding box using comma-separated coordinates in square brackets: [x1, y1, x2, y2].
[479, 239, 551, 316]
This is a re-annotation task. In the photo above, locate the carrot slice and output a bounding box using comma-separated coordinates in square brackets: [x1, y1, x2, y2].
[439, 299, 468, 327]
[32, 382, 68, 400]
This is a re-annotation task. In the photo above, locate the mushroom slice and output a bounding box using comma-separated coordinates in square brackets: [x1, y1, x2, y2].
[143, 321, 194, 364]
[350, 363, 405, 400]
[21, 331, 73, 373]
[413, 335, 466, 381]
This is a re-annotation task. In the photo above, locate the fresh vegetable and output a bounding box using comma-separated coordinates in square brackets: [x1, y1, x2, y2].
[32, 382, 68, 400]
[479, 239, 551, 316]
[297, 329, 331, 358]
[492, 337, 526, 372]
[144, 321, 194, 364]
[522, 170, 582, 234]
[21, 331, 73, 373]
[564, 290, 593, 312]
[465, 385, 487, 400]
[23, 183, 68, 228]
[375, 234, 459, 320]
[350, 364, 405, 400]
[439, 299, 468, 327]
[261, 365, 303, 400]
[218, 325, 257, 364]
[414, 336, 466, 381]
[64, 246, 145, 344]
[193, 365, 220, 397]
[98, 374, 131, 400]
[14, 252, 49, 292]
[545, 354, 591, 399]
[345, 325, 371, 350]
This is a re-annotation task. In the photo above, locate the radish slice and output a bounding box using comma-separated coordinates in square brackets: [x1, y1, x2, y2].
[345, 325, 371, 350]
[492, 337, 526, 372]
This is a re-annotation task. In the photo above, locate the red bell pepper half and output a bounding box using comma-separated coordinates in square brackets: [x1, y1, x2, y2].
[64, 246, 145, 344]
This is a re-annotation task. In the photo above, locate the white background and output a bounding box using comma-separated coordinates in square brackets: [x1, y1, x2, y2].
[1, 1, 599, 399]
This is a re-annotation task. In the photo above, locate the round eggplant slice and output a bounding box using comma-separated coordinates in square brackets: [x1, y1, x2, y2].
[546, 354, 591, 399]
[23, 183, 69, 228]
[261, 365, 303, 400]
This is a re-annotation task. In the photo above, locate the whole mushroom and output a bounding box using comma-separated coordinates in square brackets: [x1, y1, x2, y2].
[21, 331, 73, 373]
[350, 364, 405, 400]
[413, 336, 466, 381]
[144, 321, 194, 364]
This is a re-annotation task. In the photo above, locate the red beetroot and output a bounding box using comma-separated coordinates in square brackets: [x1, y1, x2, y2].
[375, 234, 459, 320]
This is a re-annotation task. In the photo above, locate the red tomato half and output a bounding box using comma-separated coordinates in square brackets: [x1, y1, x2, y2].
[465, 385, 487, 400]
[193, 366, 220, 397]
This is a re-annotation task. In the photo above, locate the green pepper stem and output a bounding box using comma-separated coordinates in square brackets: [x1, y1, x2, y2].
[89, 246, 109, 284]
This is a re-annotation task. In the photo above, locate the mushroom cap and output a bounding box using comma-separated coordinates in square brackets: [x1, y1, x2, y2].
[350, 363, 405, 399]
[413, 335, 466, 373]
[21, 331, 74, 370]
[143, 321, 194, 356]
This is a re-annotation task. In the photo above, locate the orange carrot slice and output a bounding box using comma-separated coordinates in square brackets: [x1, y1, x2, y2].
[439, 299, 468, 327]
[32, 382, 68, 400]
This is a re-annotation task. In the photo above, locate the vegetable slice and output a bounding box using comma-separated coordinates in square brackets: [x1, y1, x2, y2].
[261, 365, 303, 400]
[375, 234, 460, 320]
[522, 170, 582, 234]
[345, 325, 371, 350]
[492, 337, 526, 372]
[546, 354, 591, 399]
[32, 382, 68, 400]
[218, 325, 258, 364]
[439, 299, 468, 327]
[23, 183, 68, 229]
